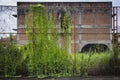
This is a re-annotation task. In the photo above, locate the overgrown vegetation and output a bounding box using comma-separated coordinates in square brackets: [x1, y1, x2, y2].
[0, 41, 120, 77]
[24, 4, 72, 78]
[0, 4, 120, 78]
[76, 52, 113, 76]
[0, 38, 22, 77]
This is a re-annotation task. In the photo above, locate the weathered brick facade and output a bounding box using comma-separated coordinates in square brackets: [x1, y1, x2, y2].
[17, 2, 112, 53]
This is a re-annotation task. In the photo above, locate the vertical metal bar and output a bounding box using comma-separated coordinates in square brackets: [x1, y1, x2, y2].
[112, 7, 115, 42]
[116, 7, 118, 33]
[113, 7, 116, 52]
[112, 7, 119, 76]
[112, 7, 115, 75]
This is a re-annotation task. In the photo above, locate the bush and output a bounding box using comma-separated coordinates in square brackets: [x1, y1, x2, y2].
[0, 43, 22, 77]
[1, 41, 120, 77]
[75, 52, 113, 76]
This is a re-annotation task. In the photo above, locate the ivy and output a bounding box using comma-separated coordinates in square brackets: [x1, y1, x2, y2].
[25, 4, 73, 78]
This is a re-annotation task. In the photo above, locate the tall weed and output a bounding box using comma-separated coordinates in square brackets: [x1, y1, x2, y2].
[0, 43, 22, 77]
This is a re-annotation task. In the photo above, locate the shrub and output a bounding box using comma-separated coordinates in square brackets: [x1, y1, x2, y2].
[75, 52, 113, 76]
[0, 43, 22, 77]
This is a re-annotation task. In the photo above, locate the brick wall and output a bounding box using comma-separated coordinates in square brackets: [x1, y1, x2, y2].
[81, 14, 111, 25]
[17, 2, 112, 52]
[80, 28, 110, 40]
[18, 28, 27, 40]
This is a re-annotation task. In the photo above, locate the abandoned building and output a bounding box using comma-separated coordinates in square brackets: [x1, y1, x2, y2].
[17, 2, 112, 53]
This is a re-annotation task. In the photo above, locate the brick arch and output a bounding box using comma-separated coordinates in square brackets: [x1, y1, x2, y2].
[81, 44, 110, 52]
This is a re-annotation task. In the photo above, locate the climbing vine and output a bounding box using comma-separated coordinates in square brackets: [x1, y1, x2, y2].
[62, 9, 71, 54]
[25, 4, 72, 78]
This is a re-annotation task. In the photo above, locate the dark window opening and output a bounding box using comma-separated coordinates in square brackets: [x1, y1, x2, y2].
[81, 44, 109, 53]
[57, 9, 65, 29]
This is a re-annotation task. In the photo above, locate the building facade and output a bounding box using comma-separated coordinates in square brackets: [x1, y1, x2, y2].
[17, 2, 112, 53]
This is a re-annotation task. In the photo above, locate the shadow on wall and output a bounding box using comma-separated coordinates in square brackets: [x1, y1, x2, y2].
[81, 44, 109, 53]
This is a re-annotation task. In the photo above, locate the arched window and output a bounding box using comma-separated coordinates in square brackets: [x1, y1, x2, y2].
[81, 44, 109, 53]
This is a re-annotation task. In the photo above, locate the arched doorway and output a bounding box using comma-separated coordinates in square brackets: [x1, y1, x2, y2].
[81, 44, 109, 52]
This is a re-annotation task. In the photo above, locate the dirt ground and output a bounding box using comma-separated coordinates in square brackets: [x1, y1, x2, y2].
[0, 76, 120, 80]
